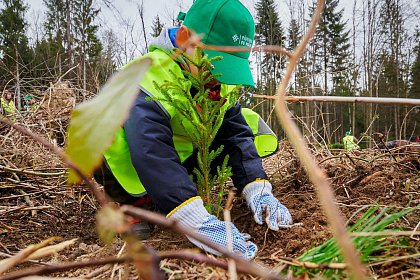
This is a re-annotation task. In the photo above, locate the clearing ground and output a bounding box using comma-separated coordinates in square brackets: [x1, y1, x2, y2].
[0, 85, 419, 279]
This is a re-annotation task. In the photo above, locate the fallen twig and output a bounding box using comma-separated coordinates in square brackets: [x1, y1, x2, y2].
[0, 206, 52, 215]
[359, 171, 384, 185]
[0, 165, 65, 177]
[0, 248, 294, 280]
[276, 256, 347, 270]
[0, 237, 63, 275]
[224, 191, 237, 280]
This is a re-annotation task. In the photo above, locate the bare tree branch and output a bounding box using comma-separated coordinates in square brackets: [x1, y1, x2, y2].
[272, 0, 368, 279]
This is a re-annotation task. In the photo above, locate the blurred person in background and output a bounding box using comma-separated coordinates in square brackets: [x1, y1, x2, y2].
[1, 89, 17, 119]
[343, 131, 360, 151]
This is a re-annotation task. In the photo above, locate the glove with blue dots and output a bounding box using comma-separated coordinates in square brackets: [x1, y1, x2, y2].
[242, 180, 292, 230]
[167, 197, 257, 259]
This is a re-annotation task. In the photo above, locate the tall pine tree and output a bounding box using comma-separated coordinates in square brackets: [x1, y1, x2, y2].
[71, 0, 102, 92]
[0, 0, 32, 108]
[410, 30, 420, 99]
[255, 0, 285, 88]
[29, 0, 68, 86]
[308, 0, 352, 142]
[309, 0, 351, 96]
[376, 0, 410, 139]
[254, 0, 285, 134]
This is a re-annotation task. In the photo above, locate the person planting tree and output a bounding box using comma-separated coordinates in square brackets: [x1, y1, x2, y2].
[94, 0, 292, 260]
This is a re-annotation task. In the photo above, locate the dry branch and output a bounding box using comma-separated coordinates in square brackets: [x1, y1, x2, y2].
[0, 165, 65, 177]
[0, 237, 64, 275]
[0, 256, 128, 280]
[0, 248, 294, 280]
[272, 0, 368, 279]
[276, 257, 347, 270]
[0, 118, 107, 206]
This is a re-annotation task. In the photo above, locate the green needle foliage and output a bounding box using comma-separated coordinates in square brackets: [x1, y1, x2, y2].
[292, 206, 417, 279]
[151, 48, 238, 215]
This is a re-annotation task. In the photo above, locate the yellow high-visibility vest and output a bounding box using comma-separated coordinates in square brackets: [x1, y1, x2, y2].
[104, 49, 278, 195]
[1, 98, 16, 116]
[343, 135, 359, 151]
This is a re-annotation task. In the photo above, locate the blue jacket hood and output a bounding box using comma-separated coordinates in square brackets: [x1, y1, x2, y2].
[149, 27, 180, 52]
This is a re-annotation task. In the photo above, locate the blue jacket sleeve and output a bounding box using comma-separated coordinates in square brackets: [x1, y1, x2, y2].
[124, 91, 198, 214]
[212, 102, 268, 191]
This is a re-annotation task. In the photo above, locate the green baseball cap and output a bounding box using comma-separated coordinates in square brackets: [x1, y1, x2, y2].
[182, 0, 255, 87]
[24, 95, 33, 101]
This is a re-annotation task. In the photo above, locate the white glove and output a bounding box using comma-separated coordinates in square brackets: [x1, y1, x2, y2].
[242, 180, 292, 230]
[167, 197, 257, 259]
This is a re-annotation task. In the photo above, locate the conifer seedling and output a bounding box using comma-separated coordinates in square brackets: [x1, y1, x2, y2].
[151, 47, 239, 216]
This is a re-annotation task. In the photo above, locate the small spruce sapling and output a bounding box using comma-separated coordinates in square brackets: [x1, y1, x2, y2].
[150, 47, 239, 216]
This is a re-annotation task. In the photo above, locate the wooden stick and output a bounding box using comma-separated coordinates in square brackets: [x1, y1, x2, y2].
[253, 95, 420, 106]
[276, 257, 347, 269]
[0, 249, 295, 280]
[224, 191, 237, 280]
[0, 165, 65, 177]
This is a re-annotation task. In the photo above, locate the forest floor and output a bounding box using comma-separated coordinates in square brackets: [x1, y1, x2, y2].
[0, 84, 419, 279]
[1, 141, 419, 279]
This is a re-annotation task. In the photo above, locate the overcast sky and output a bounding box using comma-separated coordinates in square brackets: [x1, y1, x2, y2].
[17, 0, 420, 63]
[17, 0, 420, 39]
[24, 0, 278, 59]
[27, 0, 257, 36]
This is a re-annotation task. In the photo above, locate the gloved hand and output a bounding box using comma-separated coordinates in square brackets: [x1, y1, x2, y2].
[167, 196, 257, 259]
[242, 180, 292, 230]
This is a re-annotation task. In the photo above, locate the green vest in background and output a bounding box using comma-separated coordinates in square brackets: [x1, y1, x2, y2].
[241, 108, 278, 158]
[104, 49, 278, 196]
[343, 135, 359, 151]
[1, 98, 16, 116]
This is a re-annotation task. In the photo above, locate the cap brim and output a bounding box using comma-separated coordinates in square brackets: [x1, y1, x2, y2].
[204, 50, 255, 87]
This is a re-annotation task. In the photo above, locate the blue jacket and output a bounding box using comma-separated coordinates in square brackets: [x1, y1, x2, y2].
[104, 28, 267, 214]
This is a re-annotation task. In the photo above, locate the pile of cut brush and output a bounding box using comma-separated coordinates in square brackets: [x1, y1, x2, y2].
[1, 93, 419, 279]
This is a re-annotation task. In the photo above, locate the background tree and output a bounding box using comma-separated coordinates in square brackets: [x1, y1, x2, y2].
[254, 0, 286, 134]
[410, 30, 420, 98]
[42, 0, 68, 75]
[376, 0, 410, 139]
[71, 0, 102, 94]
[307, 0, 352, 142]
[151, 15, 164, 38]
[0, 0, 32, 108]
[406, 29, 420, 138]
